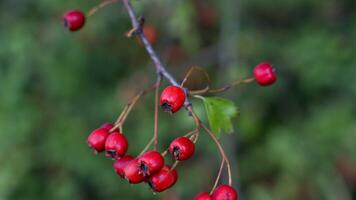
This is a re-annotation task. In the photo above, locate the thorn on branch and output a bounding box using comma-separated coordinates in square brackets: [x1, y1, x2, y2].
[126, 16, 145, 37]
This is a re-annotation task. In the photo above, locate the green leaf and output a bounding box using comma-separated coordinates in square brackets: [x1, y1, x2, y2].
[198, 96, 239, 137]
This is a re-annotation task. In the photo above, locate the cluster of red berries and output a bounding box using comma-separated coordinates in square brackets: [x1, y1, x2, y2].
[87, 121, 195, 192]
[86, 86, 193, 193]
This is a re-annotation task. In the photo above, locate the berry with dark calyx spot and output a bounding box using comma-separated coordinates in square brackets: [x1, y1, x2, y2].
[137, 151, 164, 177]
[101, 123, 114, 130]
[147, 165, 178, 192]
[194, 192, 212, 200]
[63, 10, 86, 31]
[123, 159, 145, 184]
[87, 128, 110, 153]
[105, 132, 128, 159]
[253, 62, 277, 86]
[113, 155, 134, 178]
[169, 137, 195, 161]
[212, 184, 238, 200]
[160, 86, 186, 113]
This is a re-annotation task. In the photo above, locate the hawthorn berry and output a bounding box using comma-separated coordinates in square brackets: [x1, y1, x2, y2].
[105, 132, 128, 159]
[87, 128, 110, 153]
[101, 123, 114, 130]
[169, 137, 195, 161]
[147, 165, 178, 192]
[137, 151, 164, 177]
[123, 159, 145, 184]
[143, 24, 158, 45]
[194, 192, 212, 200]
[113, 155, 134, 178]
[63, 10, 86, 31]
[253, 62, 277, 86]
[160, 86, 186, 113]
[211, 184, 238, 200]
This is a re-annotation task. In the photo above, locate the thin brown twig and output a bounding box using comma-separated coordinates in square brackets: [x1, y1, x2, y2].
[189, 77, 255, 95]
[210, 159, 225, 195]
[87, 0, 119, 17]
[110, 83, 157, 133]
[201, 123, 232, 186]
[153, 75, 162, 150]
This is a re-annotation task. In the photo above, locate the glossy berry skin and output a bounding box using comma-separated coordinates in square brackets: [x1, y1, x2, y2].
[194, 192, 212, 200]
[101, 123, 114, 130]
[211, 185, 238, 200]
[113, 155, 134, 178]
[137, 151, 164, 177]
[105, 132, 128, 159]
[148, 165, 178, 192]
[169, 137, 195, 161]
[63, 10, 86, 31]
[160, 86, 186, 113]
[123, 159, 145, 184]
[87, 128, 110, 153]
[253, 62, 277, 86]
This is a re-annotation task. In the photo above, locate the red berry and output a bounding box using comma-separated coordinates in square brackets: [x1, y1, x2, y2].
[63, 10, 86, 31]
[160, 86, 186, 113]
[194, 192, 212, 200]
[253, 62, 277, 86]
[211, 185, 238, 200]
[105, 132, 128, 159]
[169, 137, 195, 161]
[113, 155, 134, 178]
[148, 165, 178, 192]
[123, 159, 145, 184]
[101, 123, 114, 130]
[143, 25, 158, 45]
[137, 151, 164, 177]
[87, 128, 110, 153]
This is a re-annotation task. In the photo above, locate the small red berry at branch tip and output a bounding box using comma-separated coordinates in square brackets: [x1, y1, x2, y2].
[101, 123, 114, 130]
[63, 10, 86, 31]
[194, 192, 212, 200]
[160, 86, 186, 113]
[123, 159, 145, 184]
[87, 128, 110, 153]
[113, 155, 134, 178]
[137, 151, 164, 177]
[253, 62, 277, 86]
[105, 132, 128, 159]
[211, 184, 238, 200]
[147, 165, 178, 192]
[169, 137, 195, 161]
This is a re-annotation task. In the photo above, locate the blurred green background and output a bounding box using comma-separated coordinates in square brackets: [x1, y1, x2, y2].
[1, 0, 356, 199]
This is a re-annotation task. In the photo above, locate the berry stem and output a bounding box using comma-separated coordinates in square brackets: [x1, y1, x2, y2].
[201, 123, 232, 186]
[189, 77, 255, 95]
[210, 158, 225, 195]
[153, 75, 162, 150]
[111, 82, 157, 132]
[139, 137, 154, 156]
[87, 0, 119, 17]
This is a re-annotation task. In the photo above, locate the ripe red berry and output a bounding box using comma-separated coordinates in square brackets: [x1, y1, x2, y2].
[253, 62, 277, 86]
[105, 132, 128, 159]
[169, 137, 195, 161]
[101, 123, 114, 130]
[113, 155, 134, 178]
[123, 159, 145, 184]
[211, 185, 238, 200]
[87, 128, 110, 153]
[194, 192, 212, 200]
[63, 10, 86, 31]
[148, 165, 178, 192]
[137, 151, 164, 177]
[160, 86, 186, 113]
